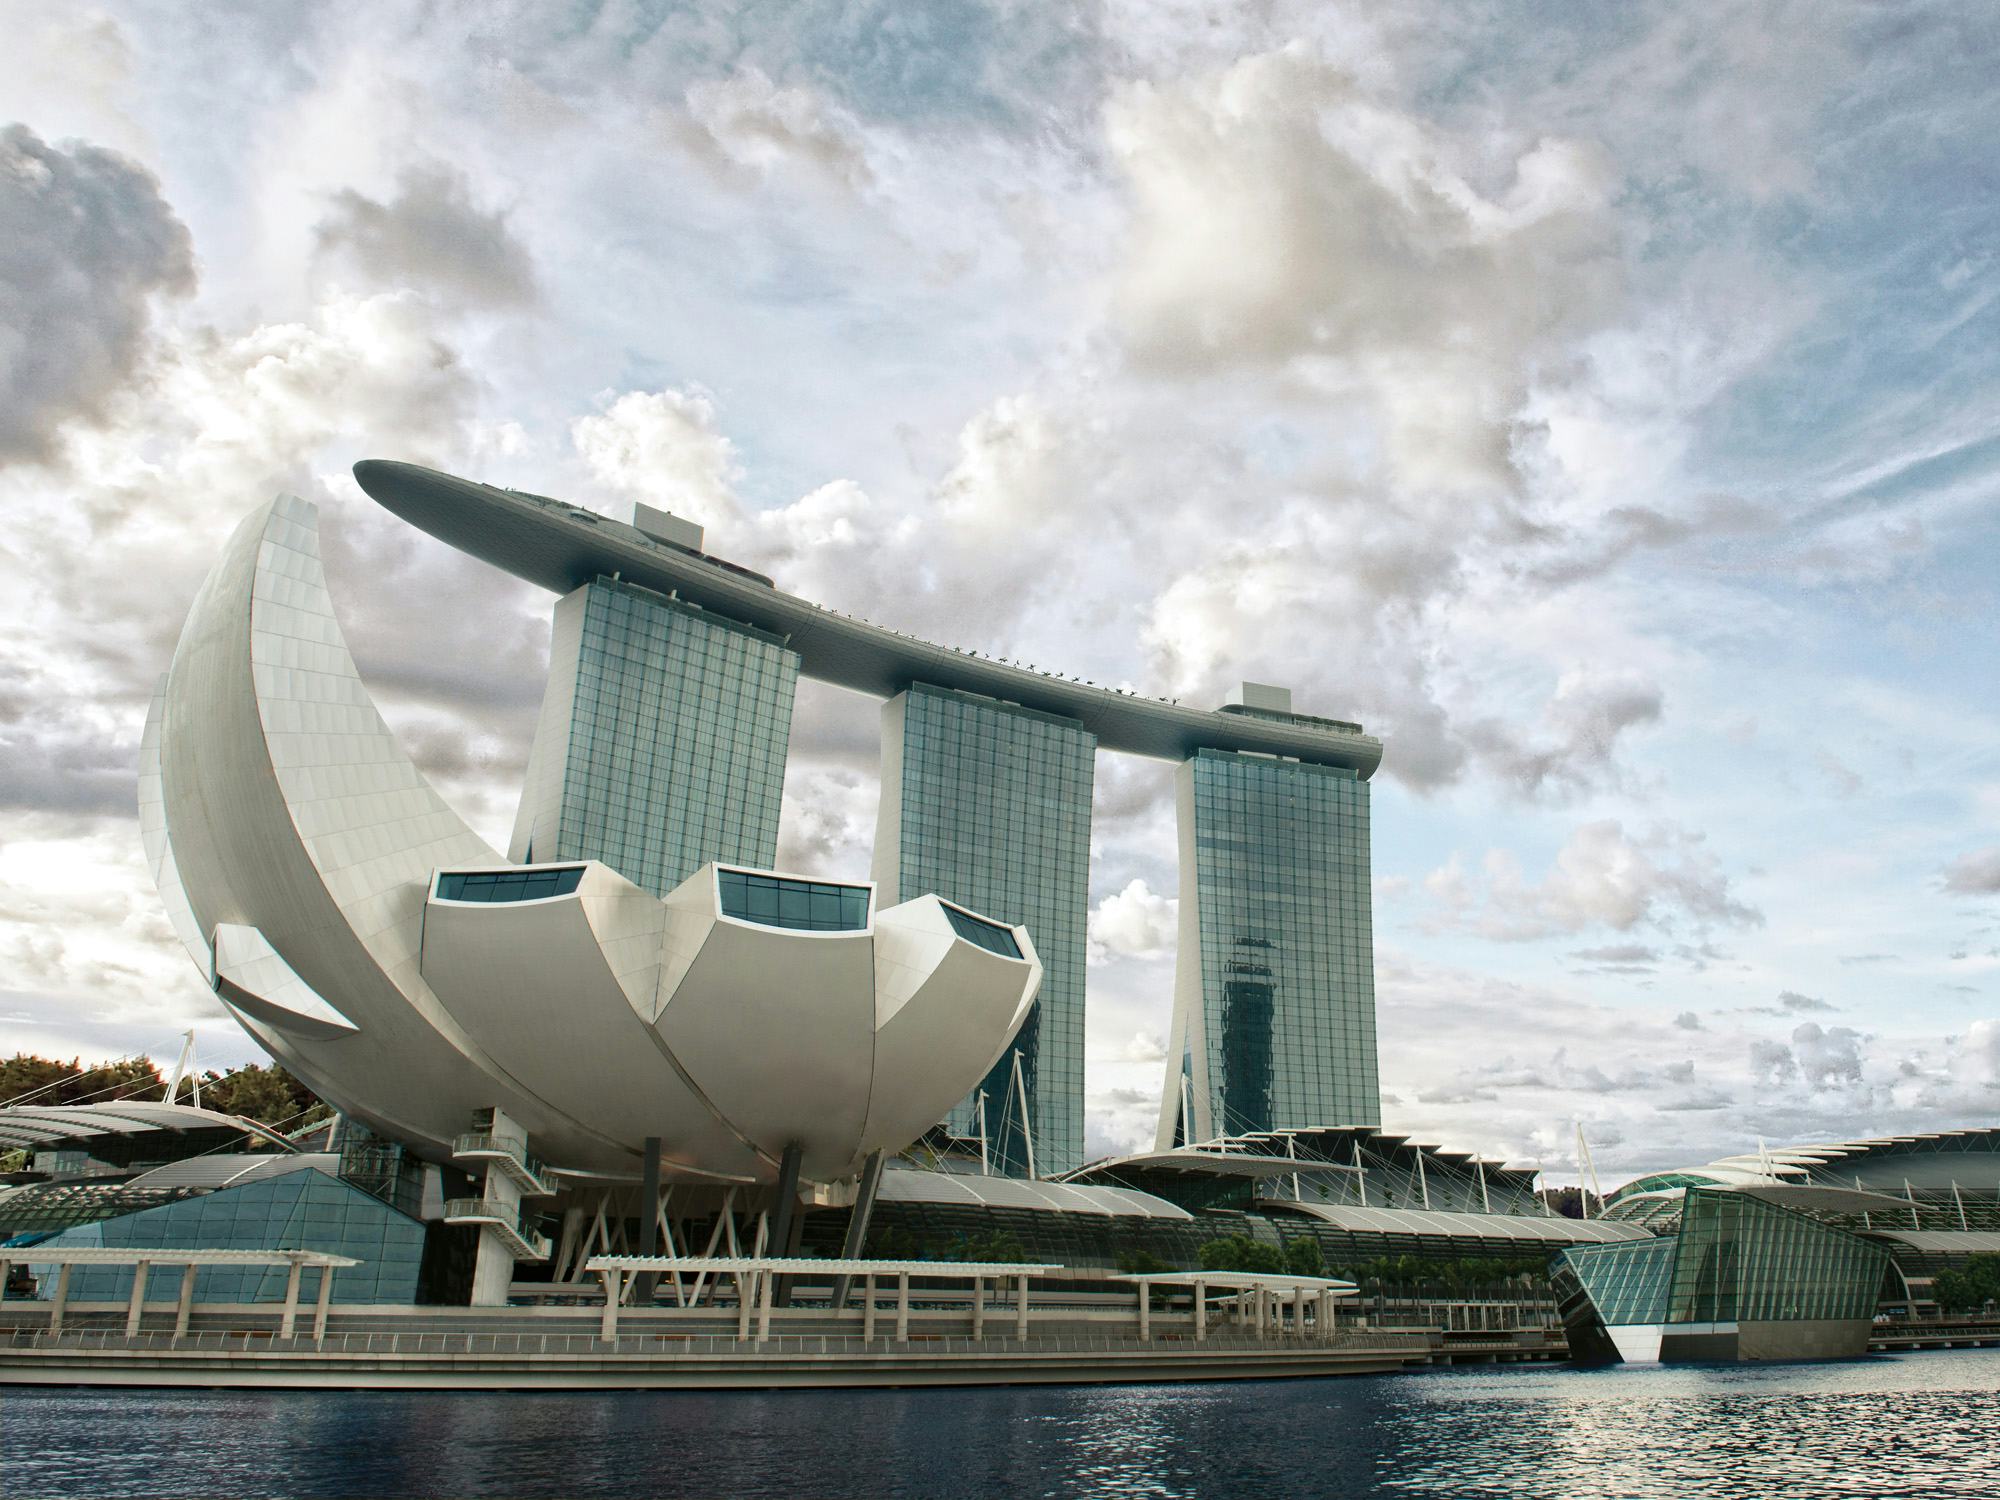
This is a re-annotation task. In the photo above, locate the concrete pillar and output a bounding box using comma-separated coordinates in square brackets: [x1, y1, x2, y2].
[1016, 1274, 1030, 1341]
[1254, 1285, 1267, 1337]
[896, 1273, 910, 1343]
[756, 1265, 775, 1343]
[50, 1265, 71, 1333]
[830, 1150, 886, 1311]
[599, 1269, 622, 1341]
[280, 1261, 303, 1339]
[768, 1144, 803, 1253]
[174, 1264, 197, 1340]
[1138, 1283, 1151, 1341]
[0, 1258, 9, 1304]
[767, 1143, 804, 1310]
[313, 1266, 336, 1343]
[972, 1276, 985, 1341]
[1194, 1280, 1207, 1342]
[471, 1107, 529, 1308]
[126, 1261, 151, 1338]
[863, 1274, 876, 1341]
[736, 1272, 752, 1339]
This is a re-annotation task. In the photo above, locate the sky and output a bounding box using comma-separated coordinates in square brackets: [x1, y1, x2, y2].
[1, 1, 1996, 1189]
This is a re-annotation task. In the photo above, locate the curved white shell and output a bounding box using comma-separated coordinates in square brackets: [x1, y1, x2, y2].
[149, 495, 1037, 1182]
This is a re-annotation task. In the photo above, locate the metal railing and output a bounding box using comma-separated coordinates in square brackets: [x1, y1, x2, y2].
[2, 1324, 1431, 1360]
[442, 1200, 552, 1261]
[449, 1134, 554, 1196]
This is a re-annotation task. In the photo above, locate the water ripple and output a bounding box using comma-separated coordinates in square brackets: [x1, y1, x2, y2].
[5, 1350, 1996, 1498]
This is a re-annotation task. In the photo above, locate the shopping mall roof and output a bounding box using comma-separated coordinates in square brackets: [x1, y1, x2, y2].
[878, 1168, 1193, 1220]
[1605, 1126, 2000, 1208]
[1284, 1202, 1654, 1245]
[1858, 1230, 2000, 1254]
[353, 460, 1382, 774]
[1069, 1149, 1360, 1180]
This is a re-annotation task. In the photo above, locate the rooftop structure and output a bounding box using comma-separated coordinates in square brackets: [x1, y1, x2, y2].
[351, 461, 1383, 775]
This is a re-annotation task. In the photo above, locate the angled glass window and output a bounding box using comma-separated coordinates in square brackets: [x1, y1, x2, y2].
[716, 869, 869, 932]
[944, 904, 1023, 959]
[435, 867, 586, 903]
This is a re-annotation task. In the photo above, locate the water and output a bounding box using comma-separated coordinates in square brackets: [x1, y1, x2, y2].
[6, 1351, 1997, 1498]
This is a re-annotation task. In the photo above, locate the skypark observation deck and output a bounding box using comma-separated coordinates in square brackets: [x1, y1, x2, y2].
[351, 460, 1383, 776]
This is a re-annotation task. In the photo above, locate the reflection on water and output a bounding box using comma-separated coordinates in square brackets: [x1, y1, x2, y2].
[7, 1350, 1998, 1499]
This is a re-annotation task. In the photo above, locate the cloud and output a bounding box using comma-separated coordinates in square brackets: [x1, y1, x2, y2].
[1466, 669, 1664, 800]
[1673, 1011, 1704, 1031]
[1751, 1021, 1865, 1090]
[1943, 847, 2000, 895]
[1106, 44, 1620, 401]
[314, 165, 537, 306]
[0, 287, 483, 821]
[1777, 990, 1837, 1015]
[1427, 819, 1762, 942]
[571, 387, 745, 533]
[675, 67, 875, 191]
[0, 125, 193, 462]
[1572, 944, 1659, 965]
[1089, 878, 1177, 964]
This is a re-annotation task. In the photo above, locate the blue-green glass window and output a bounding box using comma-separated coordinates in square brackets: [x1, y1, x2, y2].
[944, 904, 1023, 958]
[436, 867, 585, 902]
[717, 869, 869, 931]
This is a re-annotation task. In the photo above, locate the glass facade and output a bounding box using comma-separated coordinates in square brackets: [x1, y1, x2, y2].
[716, 868, 870, 932]
[877, 684, 1095, 1177]
[435, 866, 585, 902]
[519, 577, 798, 898]
[1558, 1187, 1891, 1330]
[25, 1169, 426, 1304]
[1175, 749, 1379, 1139]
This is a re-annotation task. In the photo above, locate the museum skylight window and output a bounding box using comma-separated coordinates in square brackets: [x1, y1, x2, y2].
[435, 867, 586, 902]
[717, 869, 869, 931]
[944, 904, 1023, 958]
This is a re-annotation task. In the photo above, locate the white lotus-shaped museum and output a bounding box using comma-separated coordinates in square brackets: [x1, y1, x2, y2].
[140, 494, 1039, 1184]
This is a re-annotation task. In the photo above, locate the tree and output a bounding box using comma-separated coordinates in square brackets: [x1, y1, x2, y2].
[0, 1054, 164, 1107]
[1284, 1237, 1325, 1278]
[194, 1062, 330, 1129]
[1198, 1234, 1286, 1275]
[0, 1052, 327, 1130]
[1933, 1254, 2000, 1314]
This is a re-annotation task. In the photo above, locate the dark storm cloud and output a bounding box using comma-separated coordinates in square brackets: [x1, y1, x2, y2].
[0, 125, 193, 462]
[314, 166, 537, 306]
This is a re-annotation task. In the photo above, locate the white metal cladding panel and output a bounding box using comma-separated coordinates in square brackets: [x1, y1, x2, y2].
[139, 678, 209, 971]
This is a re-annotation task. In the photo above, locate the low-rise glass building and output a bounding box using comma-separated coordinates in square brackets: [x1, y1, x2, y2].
[1555, 1186, 1890, 1362]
